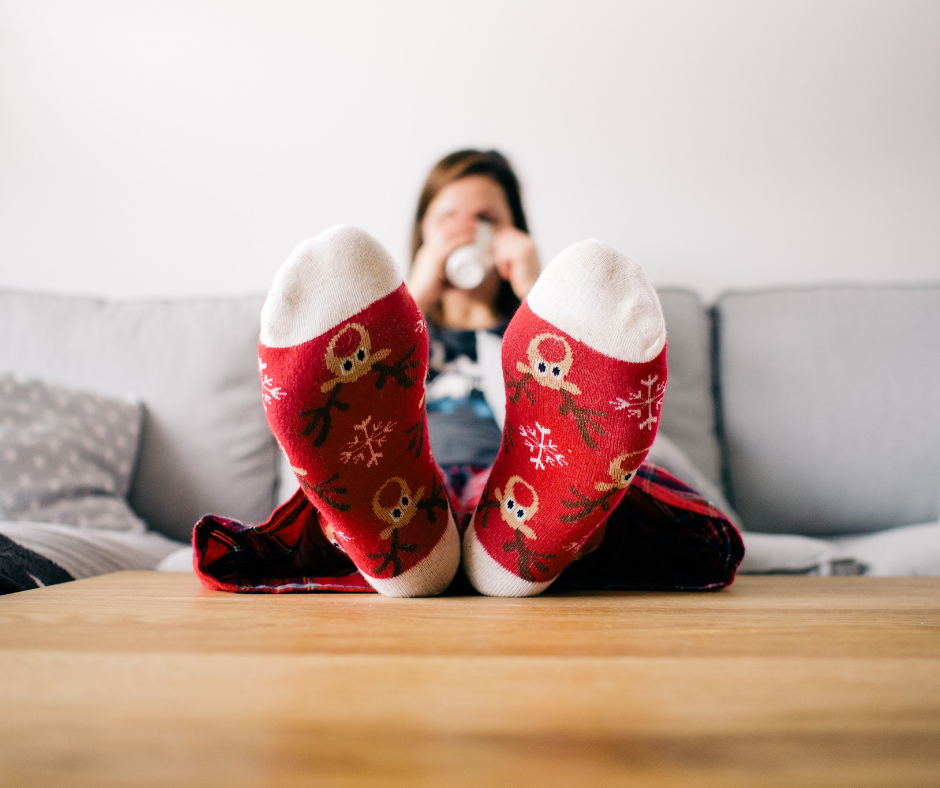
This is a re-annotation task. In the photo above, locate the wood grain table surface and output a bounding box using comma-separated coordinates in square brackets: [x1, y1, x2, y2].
[0, 572, 938, 787]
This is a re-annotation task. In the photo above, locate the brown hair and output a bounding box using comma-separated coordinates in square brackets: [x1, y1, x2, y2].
[411, 149, 529, 319]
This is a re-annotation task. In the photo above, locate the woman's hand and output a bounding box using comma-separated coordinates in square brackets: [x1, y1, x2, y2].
[408, 225, 477, 313]
[493, 226, 540, 301]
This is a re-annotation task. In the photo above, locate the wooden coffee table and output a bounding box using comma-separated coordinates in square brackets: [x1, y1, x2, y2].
[0, 572, 938, 786]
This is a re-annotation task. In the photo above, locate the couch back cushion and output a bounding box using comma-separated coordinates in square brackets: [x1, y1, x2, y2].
[0, 291, 277, 541]
[715, 286, 940, 535]
[656, 289, 722, 488]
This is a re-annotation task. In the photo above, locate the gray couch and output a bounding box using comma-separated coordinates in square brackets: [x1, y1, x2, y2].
[657, 286, 940, 574]
[1, 283, 938, 582]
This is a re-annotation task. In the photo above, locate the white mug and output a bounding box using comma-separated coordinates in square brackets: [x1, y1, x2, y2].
[445, 222, 495, 290]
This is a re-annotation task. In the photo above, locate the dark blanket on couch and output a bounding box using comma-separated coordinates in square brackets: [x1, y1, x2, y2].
[193, 462, 744, 594]
[0, 533, 73, 594]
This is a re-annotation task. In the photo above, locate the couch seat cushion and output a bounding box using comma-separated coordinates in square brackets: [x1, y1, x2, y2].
[716, 285, 940, 535]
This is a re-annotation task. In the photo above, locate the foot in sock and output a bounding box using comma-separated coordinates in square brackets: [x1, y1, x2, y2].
[259, 225, 460, 597]
[462, 240, 668, 596]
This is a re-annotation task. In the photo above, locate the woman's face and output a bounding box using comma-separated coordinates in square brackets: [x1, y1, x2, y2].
[421, 174, 514, 246]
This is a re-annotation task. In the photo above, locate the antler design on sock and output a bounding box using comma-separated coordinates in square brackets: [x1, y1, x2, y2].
[405, 417, 425, 459]
[501, 530, 556, 583]
[416, 475, 449, 524]
[474, 486, 502, 529]
[559, 485, 618, 523]
[299, 385, 351, 447]
[559, 451, 645, 522]
[372, 345, 420, 390]
[504, 366, 536, 405]
[368, 529, 419, 576]
[298, 470, 350, 512]
[558, 389, 607, 449]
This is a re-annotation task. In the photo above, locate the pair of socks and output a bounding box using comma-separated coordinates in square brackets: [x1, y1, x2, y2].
[259, 226, 666, 597]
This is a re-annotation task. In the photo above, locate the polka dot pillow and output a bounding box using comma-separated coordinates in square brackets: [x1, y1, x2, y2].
[0, 374, 146, 532]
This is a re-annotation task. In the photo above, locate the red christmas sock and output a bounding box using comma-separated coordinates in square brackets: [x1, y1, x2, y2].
[259, 226, 460, 596]
[463, 240, 668, 596]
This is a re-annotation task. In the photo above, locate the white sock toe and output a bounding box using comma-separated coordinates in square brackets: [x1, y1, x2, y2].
[463, 526, 553, 597]
[367, 511, 462, 597]
[525, 239, 666, 363]
[260, 225, 403, 349]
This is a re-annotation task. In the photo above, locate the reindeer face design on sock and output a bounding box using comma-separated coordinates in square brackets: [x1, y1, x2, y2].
[595, 453, 640, 492]
[372, 476, 426, 540]
[321, 323, 391, 393]
[516, 333, 582, 395]
[495, 475, 540, 539]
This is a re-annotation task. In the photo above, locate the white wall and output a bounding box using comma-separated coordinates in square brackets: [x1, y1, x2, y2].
[1, 0, 938, 301]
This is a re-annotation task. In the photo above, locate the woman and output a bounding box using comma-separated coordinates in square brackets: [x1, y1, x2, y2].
[408, 149, 540, 327]
[193, 150, 744, 598]
[408, 151, 541, 513]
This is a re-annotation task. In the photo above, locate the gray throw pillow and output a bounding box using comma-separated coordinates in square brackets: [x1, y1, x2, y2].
[0, 374, 146, 532]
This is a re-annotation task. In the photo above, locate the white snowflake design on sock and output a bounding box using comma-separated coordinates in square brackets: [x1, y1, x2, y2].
[610, 374, 665, 431]
[259, 359, 285, 411]
[340, 416, 396, 468]
[520, 421, 568, 470]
